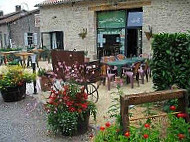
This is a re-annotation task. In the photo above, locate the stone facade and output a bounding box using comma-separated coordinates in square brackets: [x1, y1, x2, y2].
[40, 0, 190, 59]
[142, 0, 190, 54]
[10, 11, 40, 48]
[0, 9, 40, 49]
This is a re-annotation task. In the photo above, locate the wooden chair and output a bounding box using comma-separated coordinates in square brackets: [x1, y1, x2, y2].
[123, 62, 141, 88]
[116, 54, 126, 60]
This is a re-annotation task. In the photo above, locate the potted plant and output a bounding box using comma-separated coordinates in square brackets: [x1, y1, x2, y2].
[0, 65, 35, 102]
[38, 68, 53, 92]
[44, 62, 97, 136]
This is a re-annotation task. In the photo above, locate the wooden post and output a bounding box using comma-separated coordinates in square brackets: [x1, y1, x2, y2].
[120, 96, 129, 132]
[120, 89, 189, 133]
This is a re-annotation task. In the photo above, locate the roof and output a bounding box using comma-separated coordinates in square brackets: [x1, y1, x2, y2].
[35, 0, 86, 7]
[0, 9, 39, 25]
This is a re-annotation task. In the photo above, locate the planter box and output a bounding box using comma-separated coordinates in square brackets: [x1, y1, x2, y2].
[39, 76, 53, 92]
[0, 83, 26, 102]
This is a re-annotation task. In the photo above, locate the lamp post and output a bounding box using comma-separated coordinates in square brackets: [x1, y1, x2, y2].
[31, 54, 37, 94]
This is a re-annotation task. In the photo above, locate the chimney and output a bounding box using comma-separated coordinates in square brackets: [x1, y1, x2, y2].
[15, 5, 21, 12]
[0, 10, 3, 16]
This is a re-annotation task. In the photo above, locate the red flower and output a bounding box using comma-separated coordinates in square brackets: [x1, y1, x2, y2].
[66, 101, 73, 106]
[178, 134, 185, 140]
[177, 113, 187, 118]
[143, 134, 149, 139]
[69, 107, 76, 112]
[105, 122, 111, 127]
[100, 126, 105, 131]
[83, 93, 88, 100]
[170, 106, 176, 111]
[77, 109, 82, 113]
[81, 103, 88, 109]
[48, 97, 55, 104]
[18, 82, 23, 86]
[124, 132, 130, 138]
[144, 123, 150, 128]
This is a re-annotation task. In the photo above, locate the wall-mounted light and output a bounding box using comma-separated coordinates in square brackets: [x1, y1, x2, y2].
[144, 25, 153, 40]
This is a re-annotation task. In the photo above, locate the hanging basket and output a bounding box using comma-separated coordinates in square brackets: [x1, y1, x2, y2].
[0, 83, 26, 102]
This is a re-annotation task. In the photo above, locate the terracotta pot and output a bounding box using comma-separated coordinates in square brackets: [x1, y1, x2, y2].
[39, 76, 53, 92]
[1, 83, 26, 102]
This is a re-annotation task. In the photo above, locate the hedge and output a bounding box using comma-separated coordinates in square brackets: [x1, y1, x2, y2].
[151, 33, 190, 91]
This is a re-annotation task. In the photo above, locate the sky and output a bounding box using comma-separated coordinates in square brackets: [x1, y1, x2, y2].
[0, 0, 44, 14]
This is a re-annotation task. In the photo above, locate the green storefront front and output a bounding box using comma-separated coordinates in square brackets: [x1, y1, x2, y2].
[97, 9, 143, 58]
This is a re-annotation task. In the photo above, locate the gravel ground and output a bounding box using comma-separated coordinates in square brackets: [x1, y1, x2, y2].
[0, 95, 95, 142]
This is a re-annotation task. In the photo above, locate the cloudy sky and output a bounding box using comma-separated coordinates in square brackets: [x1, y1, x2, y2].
[0, 0, 44, 14]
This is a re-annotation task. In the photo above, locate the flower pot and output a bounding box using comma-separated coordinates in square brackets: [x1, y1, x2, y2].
[62, 111, 90, 136]
[0, 83, 26, 102]
[39, 76, 53, 92]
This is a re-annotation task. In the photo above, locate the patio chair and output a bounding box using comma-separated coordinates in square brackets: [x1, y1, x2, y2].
[101, 56, 116, 90]
[138, 61, 149, 84]
[116, 54, 126, 60]
[122, 62, 141, 88]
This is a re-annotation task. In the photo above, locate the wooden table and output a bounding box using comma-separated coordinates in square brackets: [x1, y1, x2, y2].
[14, 52, 34, 68]
[0, 51, 18, 65]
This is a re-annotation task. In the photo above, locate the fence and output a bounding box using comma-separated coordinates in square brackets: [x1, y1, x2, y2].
[120, 89, 190, 132]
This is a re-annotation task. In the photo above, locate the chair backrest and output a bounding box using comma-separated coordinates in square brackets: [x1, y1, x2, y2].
[143, 61, 149, 71]
[116, 54, 126, 60]
[101, 56, 110, 63]
[133, 62, 141, 75]
[109, 56, 116, 61]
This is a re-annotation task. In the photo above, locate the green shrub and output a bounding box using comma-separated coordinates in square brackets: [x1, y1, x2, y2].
[151, 33, 190, 91]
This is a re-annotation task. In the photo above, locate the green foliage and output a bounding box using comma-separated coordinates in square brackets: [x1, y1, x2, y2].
[0, 65, 35, 90]
[37, 68, 47, 77]
[95, 113, 190, 142]
[151, 33, 190, 91]
[0, 48, 22, 52]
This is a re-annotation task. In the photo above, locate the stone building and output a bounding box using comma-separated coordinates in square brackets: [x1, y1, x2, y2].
[0, 5, 40, 49]
[36, 0, 190, 59]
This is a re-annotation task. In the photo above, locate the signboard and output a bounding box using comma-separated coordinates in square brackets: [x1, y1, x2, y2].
[98, 10, 126, 28]
[127, 12, 143, 27]
[35, 14, 40, 27]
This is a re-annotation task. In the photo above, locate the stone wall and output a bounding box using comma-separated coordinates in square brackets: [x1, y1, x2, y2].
[142, 0, 190, 55]
[10, 11, 40, 48]
[40, 0, 107, 59]
[40, 0, 190, 59]
[0, 25, 9, 48]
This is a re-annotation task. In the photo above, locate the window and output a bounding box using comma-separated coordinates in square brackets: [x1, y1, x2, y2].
[24, 33, 38, 46]
[28, 33, 33, 45]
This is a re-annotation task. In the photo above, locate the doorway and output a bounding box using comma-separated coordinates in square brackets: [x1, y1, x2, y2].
[127, 28, 142, 57]
[103, 34, 120, 56]
[50, 31, 64, 49]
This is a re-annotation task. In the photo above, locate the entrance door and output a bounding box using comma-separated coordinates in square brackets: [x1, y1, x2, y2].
[127, 28, 142, 57]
